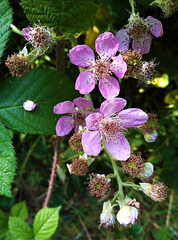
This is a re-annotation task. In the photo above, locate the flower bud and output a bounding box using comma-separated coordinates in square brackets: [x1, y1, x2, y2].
[144, 130, 158, 142]
[116, 206, 138, 226]
[139, 162, 154, 180]
[100, 200, 115, 228]
[139, 182, 167, 202]
[23, 100, 37, 111]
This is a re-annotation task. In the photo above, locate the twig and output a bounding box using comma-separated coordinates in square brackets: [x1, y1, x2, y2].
[43, 136, 60, 207]
[166, 188, 174, 227]
[78, 215, 92, 240]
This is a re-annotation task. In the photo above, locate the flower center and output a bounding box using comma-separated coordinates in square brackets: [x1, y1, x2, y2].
[98, 117, 126, 143]
[72, 110, 85, 126]
[127, 14, 148, 40]
[87, 58, 111, 82]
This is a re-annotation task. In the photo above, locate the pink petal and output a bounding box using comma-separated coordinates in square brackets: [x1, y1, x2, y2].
[95, 32, 119, 60]
[116, 29, 130, 53]
[146, 16, 163, 37]
[99, 76, 120, 100]
[69, 45, 95, 67]
[105, 133, 131, 161]
[117, 108, 148, 128]
[56, 116, 74, 136]
[54, 101, 74, 114]
[82, 131, 102, 156]
[75, 72, 96, 95]
[73, 97, 92, 110]
[100, 98, 127, 118]
[110, 55, 127, 78]
[132, 35, 152, 54]
[22, 28, 31, 41]
[85, 113, 104, 130]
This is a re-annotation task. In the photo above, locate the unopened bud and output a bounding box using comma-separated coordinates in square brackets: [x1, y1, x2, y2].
[144, 130, 158, 142]
[23, 100, 37, 111]
[116, 206, 138, 226]
[139, 162, 154, 180]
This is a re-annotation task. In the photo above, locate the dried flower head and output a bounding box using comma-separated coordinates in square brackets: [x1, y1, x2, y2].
[69, 131, 83, 152]
[139, 113, 159, 134]
[100, 200, 115, 229]
[5, 52, 29, 77]
[67, 158, 88, 176]
[137, 60, 157, 83]
[88, 173, 110, 197]
[122, 50, 143, 78]
[22, 24, 54, 53]
[150, 0, 178, 18]
[122, 154, 144, 177]
[140, 182, 168, 202]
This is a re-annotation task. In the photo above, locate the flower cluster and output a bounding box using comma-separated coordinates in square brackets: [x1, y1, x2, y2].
[50, 5, 167, 230]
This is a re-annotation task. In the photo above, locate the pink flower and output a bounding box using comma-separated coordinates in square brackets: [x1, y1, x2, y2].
[82, 98, 148, 161]
[69, 32, 127, 99]
[116, 13, 163, 54]
[54, 97, 92, 136]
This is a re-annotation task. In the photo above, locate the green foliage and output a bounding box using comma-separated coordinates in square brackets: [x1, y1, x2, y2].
[20, 0, 98, 33]
[0, 69, 78, 135]
[33, 206, 61, 240]
[10, 201, 28, 220]
[0, 121, 16, 197]
[8, 217, 34, 239]
[0, 209, 8, 237]
[0, 0, 13, 61]
[151, 226, 174, 240]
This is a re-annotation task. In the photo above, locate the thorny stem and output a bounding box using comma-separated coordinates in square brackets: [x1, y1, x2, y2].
[43, 32, 63, 207]
[129, 0, 136, 13]
[43, 136, 60, 207]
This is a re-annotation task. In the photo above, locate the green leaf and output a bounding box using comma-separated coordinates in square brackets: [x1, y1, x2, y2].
[11, 201, 28, 220]
[8, 217, 34, 239]
[0, 121, 16, 197]
[0, 209, 8, 237]
[33, 206, 61, 240]
[0, 0, 13, 61]
[0, 69, 78, 135]
[21, 0, 98, 33]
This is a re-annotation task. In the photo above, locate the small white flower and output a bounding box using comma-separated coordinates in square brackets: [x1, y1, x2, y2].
[23, 100, 37, 111]
[100, 200, 115, 228]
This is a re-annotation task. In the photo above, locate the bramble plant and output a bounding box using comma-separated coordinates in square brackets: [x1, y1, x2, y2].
[0, 0, 178, 239]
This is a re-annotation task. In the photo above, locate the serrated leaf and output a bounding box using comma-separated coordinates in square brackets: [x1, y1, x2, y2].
[8, 217, 34, 239]
[21, 0, 98, 33]
[0, 0, 13, 61]
[0, 121, 16, 197]
[11, 201, 28, 220]
[0, 69, 78, 135]
[0, 209, 8, 237]
[33, 206, 61, 240]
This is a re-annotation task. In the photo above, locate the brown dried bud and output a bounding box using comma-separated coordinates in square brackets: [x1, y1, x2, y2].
[88, 173, 110, 197]
[67, 158, 88, 176]
[122, 49, 143, 79]
[139, 113, 159, 134]
[122, 154, 144, 177]
[69, 131, 83, 152]
[140, 182, 168, 202]
[5, 53, 29, 77]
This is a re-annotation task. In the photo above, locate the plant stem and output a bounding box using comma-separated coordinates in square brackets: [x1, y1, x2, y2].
[103, 142, 124, 201]
[16, 136, 41, 186]
[122, 182, 140, 190]
[129, 0, 135, 13]
[43, 136, 60, 207]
